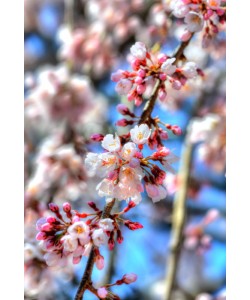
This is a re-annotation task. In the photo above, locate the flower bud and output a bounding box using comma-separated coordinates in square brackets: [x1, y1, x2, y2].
[63, 202, 71, 213]
[97, 287, 108, 299]
[172, 125, 182, 135]
[158, 53, 168, 64]
[123, 273, 137, 284]
[49, 203, 59, 212]
[95, 254, 105, 270]
[90, 133, 104, 142]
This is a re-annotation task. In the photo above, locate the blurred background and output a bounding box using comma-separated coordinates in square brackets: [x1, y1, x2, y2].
[24, 1, 226, 299]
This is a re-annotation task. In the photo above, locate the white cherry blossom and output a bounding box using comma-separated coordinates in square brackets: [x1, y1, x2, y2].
[96, 152, 118, 177]
[184, 12, 204, 32]
[68, 221, 90, 240]
[121, 142, 137, 160]
[99, 218, 114, 231]
[61, 235, 78, 252]
[92, 228, 108, 247]
[161, 58, 177, 75]
[115, 79, 133, 95]
[101, 133, 121, 152]
[145, 183, 167, 203]
[181, 62, 198, 78]
[130, 124, 151, 145]
[130, 42, 147, 60]
[96, 178, 116, 198]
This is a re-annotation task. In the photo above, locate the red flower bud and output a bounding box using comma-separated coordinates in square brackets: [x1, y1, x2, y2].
[90, 133, 104, 142]
[49, 203, 59, 212]
[124, 220, 143, 230]
[63, 202, 71, 213]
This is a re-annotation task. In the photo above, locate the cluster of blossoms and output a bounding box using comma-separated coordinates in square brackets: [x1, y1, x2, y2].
[58, 24, 116, 79]
[26, 141, 87, 204]
[25, 65, 98, 124]
[86, 123, 179, 204]
[184, 209, 220, 254]
[189, 112, 226, 173]
[36, 201, 143, 267]
[111, 41, 201, 106]
[115, 103, 182, 148]
[170, 0, 226, 47]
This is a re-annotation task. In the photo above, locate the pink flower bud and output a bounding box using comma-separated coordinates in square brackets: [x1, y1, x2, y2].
[160, 131, 169, 140]
[49, 203, 59, 212]
[111, 69, 124, 82]
[124, 220, 143, 230]
[129, 157, 140, 168]
[158, 88, 167, 101]
[90, 133, 104, 142]
[97, 287, 108, 299]
[172, 125, 182, 135]
[136, 84, 146, 95]
[107, 170, 118, 181]
[138, 69, 146, 78]
[127, 89, 136, 101]
[45, 239, 54, 249]
[131, 58, 141, 71]
[46, 216, 57, 224]
[123, 273, 137, 284]
[204, 9, 214, 20]
[159, 73, 167, 81]
[88, 202, 100, 211]
[203, 209, 220, 225]
[158, 53, 167, 64]
[36, 218, 46, 230]
[123, 201, 137, 213]
[134, 95, 143, 106]
[180, 29, 192, 42]
[41, 223, 52, 232]
[116, 119, 134, 127]
[72, 216, 80, 223]
[152, 147, 170, 158]
[95, 254, 105, 270]
[133, 152, 142, 160]
[172, 80, 182, 90]
[73, 256, 81, 264]
[134, 76, 143, 84]
[108, 238, 115, 250]
[63, 202, 71, 213]
[117, 230, 124, 244]
[36, 231, 47, 241]
[117, 104, 131, 116]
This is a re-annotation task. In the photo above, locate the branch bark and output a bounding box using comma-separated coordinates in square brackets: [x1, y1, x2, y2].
[163, 131, 193, 300]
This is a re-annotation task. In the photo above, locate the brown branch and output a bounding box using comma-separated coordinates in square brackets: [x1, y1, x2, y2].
[163, 131, 193, 300]
[173, 33, 195, 63]
[139, 34, 194, 125]
[74, 199, 116, 300]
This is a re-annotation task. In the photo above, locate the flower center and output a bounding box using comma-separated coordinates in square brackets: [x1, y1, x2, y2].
[137, 132, 143, 140]
[76, 226, 84, 234]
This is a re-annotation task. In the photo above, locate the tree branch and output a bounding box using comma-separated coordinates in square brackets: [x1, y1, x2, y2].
[74, 199, 116, 300]
[74, 35, 195, 300]
[163, 131, 193, 300]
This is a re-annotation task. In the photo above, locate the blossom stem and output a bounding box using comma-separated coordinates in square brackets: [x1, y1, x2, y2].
[74, 198, 116, 300]
[139, 34, 194, 125]
[173, 33, 195, 63]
